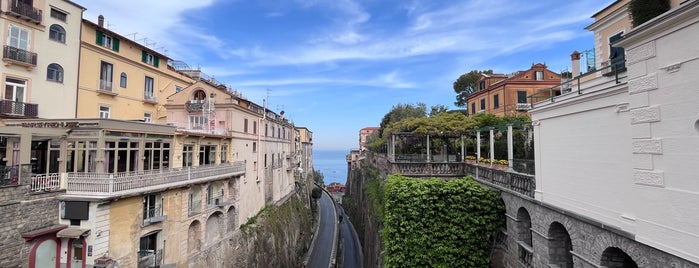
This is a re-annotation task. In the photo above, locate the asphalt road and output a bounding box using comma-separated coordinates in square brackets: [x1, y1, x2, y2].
[338, 206, 362, 268]
[307, 192, 336, 268]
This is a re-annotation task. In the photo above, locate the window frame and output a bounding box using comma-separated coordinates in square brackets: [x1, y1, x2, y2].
[47, 63, 64, 83]
[99, 61, 114, 91]
[480, 99, 486, 111]
[144, 113, 152, 123]
[50, 8, 67, 22]
[144, 76, 154, 99]
[49, 24, 66, 43]
[120, 72, 127, 88]
[99, 105, 111, 119]
[9, 24, 31, 51]
[535, 71, 544, 81]
[493, 94, 499, 109]
[517, 91, 527, 104]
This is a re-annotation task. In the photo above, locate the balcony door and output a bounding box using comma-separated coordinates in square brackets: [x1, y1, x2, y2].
[8, 24, 30, 51]
[4, 78, 26, 115]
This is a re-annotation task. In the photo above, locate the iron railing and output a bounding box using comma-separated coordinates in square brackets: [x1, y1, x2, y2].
[0, 165, 19, 187]
[3, 45, 37, 66]
[66, 161, 245, 198]
[0, 99, 38, 117]
[31, 173, 60, 192]
[8, 0, 42, 23]
[98, 79, 115, 93]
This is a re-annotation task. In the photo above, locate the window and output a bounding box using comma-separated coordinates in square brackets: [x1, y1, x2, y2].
[120, 72, 127, 88]
[96, 30, 119, 51]
[46, 63, 63, 82]
[144, 113, 152, 122]
[182, 145, 193, 167]
[143, 141, 170, 171]
[9, 25, 30, 50]
[144, 76, 154, 100]
[253, 121, 257, 134]
[244, 118, 248, 133]
[220, 145, 228, 163]
[99, 106, 110, 118]
[189, 115, 205, 129]
[265, 124, 268, 136]
[49, 24, 66, 43]
[175, 85, 183, 93]
[199, 145, 216, 165]
[535, 71, 544, 81]
[50, 8, 67, 21]
[252, 142, 256, 152]
[142, 194, 162, 221]
[480, 99, 486, 111]
[99, 61, 113, 91]
[5, 78, 26, 105]
[517, 91, 527, 104]
[142, 51, 160, 67]
[479, 81, 486, 90]
[65, 141, 97, 173]
[471, 103, 476, 115]
[493, 94, 499, 109]
[609, 32, 626, 71]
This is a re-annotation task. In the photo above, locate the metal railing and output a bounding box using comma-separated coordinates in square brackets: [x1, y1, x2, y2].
[98, 79, 115, 93]
[144, 95, 157, 103]
[3, 45, 37, 66]
[188, 198, 202, 216]
[31, 173, 60, 192]
[518, 243, 533, 267]
[66, 161, 245, 197]
[0, 99, 38, 117]
[0, 165, 19, 187]
[144, 205, 162, 219]
[8, 0, 42, 23]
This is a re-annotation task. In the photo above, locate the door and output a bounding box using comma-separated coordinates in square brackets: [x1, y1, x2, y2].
[70, 239, 84, 268]
[34, 239, 58, 268]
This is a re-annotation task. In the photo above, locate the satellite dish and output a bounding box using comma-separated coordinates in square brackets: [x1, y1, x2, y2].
[280, 110, 285, 116]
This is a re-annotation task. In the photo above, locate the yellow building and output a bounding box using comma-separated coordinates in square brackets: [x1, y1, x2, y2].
[77, 15, 194, 123]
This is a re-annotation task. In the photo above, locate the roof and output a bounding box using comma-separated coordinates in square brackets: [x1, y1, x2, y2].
[82, 18, 170, 61]
[591, 0, 624, 18]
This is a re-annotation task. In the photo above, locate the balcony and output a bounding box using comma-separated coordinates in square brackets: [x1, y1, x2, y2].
[465, 162, 535, 198]
[64, 161, 245, 199]
[7, 0, 42, 24]
[3, 45, 37, 68]
[97, 80, 117, 96]
[137, 249, 162, 268]
[515, 103, 531, 111]
[0, 99, 38, 117]
[143, 205, 166, 225]
[186, 100, 205, 112]
[143, 95, 158, 104]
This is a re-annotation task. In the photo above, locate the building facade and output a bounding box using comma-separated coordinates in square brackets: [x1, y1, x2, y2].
[77, 16, 194, 123]
[466, 64, 561, 116]
[358, 126, 378, 151]
[1, 0, 84, 121]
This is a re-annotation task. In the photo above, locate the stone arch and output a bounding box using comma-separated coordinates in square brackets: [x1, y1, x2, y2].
[205, 211, 224, 244]
[516, 207, 532, 246]
[600, 247, 638, 268]
[227, 206, 238, 232]
[188, 220, 202, 253]
[547, 221, 573, 268]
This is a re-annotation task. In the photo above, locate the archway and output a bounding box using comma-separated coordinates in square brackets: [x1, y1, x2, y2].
[547, 222, 573, 268]
[516, 207, 533, 266]
[188, 220, 202, 253]
[601, 247, 638, 268]
[227, 206, 238, 232]
[205, 212, 223, 244]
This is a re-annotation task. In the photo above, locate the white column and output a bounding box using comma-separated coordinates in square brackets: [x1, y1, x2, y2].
[426, 135, 431, 162]
[460, 135, 465, 162]
[489, 128, 495, 165]
[507, 125, 513, 170]
[476, 132, 481, 161]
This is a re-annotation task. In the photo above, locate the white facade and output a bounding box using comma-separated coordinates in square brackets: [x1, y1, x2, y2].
[0, 0, 83, 120]
[532, 1, 699, 263]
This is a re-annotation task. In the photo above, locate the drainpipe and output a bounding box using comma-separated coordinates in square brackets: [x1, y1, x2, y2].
[489, 128, 494, 165]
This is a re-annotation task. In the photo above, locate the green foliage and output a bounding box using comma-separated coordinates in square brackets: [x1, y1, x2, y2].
[383, 112, 474, 136]
[382, 175, 504, 268]
[364, 167, 385, 223]
[311, 169, 324, 185]
[311, 187, 322, 199]
[429, 105, 449, 117]
[629, 0, 670, 27]
[379, 103, 427, 137]
[453, 70, 494, 107]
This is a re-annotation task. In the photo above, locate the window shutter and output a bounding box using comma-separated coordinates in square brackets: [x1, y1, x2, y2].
[113, 38, 120, 52]
[154, 56, 159, 67]
[96, 30, 103, 45]
[142, 51, 147, 63]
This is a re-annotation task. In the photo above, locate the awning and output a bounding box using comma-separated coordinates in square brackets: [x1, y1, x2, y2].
[56, 227, 90, 238]
[22, 224, 68, 241]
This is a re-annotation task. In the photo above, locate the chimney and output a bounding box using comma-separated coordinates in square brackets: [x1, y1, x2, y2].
[571, 51, 581, 78]
[98, 15, 104, 27]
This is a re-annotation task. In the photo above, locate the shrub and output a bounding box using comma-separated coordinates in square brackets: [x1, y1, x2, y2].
[629, 0, 670, 27]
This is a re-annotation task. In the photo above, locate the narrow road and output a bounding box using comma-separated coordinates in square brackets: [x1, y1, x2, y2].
[307, 192, 337, 268]
[338, 205, 362, 268]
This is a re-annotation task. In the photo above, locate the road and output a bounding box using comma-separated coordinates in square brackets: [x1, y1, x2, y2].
[307, 192, 337, 268]
[338, 205, 362, 268]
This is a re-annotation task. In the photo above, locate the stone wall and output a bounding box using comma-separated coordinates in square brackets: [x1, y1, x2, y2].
[0, 184, 63, 268]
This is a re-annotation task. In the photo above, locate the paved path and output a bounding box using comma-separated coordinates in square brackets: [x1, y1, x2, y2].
[307, 192, 337, 268]
[338, 205, 362, 268]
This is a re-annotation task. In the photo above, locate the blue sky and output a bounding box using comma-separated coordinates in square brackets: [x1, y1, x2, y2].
[83, 0, 613, 151]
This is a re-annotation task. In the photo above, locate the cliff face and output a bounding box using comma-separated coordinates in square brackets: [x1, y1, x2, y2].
[343, 154, 387, 268]
[187, 187, 314, 268]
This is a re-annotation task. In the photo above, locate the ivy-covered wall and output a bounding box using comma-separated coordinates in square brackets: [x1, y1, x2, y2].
[382, 175, 504, 268]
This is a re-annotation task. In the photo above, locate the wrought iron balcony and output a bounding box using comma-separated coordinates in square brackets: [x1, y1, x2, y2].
[64, 161, 245, 199]
[0, 99, 39, 117]
[186, 100, 205, 112]
[3, 45, 37, 67]
[7, 0, 43, 23]
[143, 95, 158, 103]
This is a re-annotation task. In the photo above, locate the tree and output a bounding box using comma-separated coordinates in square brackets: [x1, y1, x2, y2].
[629, 0, 670, 27]
[429, 105, 449, 117]
[379, 103, 427, 137]
[453, 69, 493, 107]
[311, 170, 324, 185]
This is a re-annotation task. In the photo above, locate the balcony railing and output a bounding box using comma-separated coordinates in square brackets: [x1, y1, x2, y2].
[143, 205, 165, 224]
[137, 249, 162, 268]
[390, 162, 465, 177]
[518, 243, 533, 267]
[464, 162, 535, 198]
[188, 198, 202, 216]
[3, 45, 37, 66]
[8, 0, 42, 23]
[0, 165, 19, 187]
[0, 99, 38, 117]
[31, 173, 60, 192]
[515, 103, 531, 111]
[65, 161, 245, 198]
[186, 100, 205, 112]
[97, 80, 116, 95]
[144, 95, 157, 103]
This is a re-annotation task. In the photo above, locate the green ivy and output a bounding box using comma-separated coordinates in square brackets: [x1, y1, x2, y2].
[382, 175, 503, 268]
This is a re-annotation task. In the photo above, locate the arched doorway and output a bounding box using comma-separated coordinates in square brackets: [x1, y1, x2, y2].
[547, 222, 573, 268]
[30, 238, 59, 268]
[205, 212, 223, 244]
[188, 220, 202, 253]
[516, 207, 533, 266]
[601, 247, 638, 268]
[227, 206, 238, 232]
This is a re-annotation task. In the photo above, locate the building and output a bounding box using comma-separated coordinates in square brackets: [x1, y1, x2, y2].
[0, 0, 85, 121]
[465, 64, 561, 116]
[77, 15, 194, 123]
[297, 127, 313, 179]
[359, 127, 378, 151]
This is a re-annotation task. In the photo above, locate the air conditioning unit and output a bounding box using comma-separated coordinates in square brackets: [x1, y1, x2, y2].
[516, 103, 531, 111]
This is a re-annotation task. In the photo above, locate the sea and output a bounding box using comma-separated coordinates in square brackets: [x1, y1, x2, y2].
[313, 150, 350, 184]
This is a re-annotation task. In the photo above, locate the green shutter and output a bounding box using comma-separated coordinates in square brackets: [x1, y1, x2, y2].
[113, 38, 120, 52]
[142, 51, 147, 63]
[153, 56, 159, 67]
[96, 30, 103, 45]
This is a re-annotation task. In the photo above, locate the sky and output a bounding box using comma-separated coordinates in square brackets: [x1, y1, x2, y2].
[83, 0, 613, 151]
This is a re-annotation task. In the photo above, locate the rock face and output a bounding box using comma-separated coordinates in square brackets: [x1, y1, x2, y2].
[187, 190, 314, 268]
[343, 155, 386, 268]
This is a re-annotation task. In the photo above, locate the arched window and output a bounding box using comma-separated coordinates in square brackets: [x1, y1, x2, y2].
[47, 63, 63, 82]
[49, 24, 66, 43]
[120, 72, 127, 88]
[601, 247, 638, 268]
[193, 90, 206, 102]
[548, 222, 573, 268]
